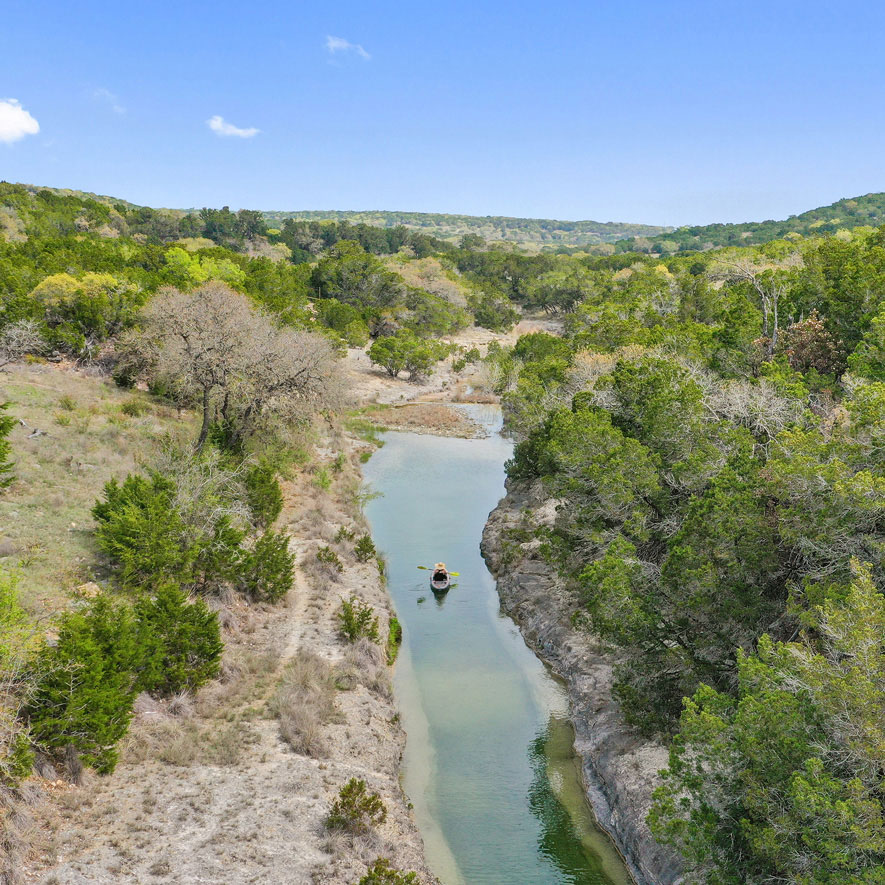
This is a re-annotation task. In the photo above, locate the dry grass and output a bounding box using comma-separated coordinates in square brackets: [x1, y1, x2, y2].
[0, 363, 197, 610]
[267, 649, 339, 758]
[341, 639, 391, 700]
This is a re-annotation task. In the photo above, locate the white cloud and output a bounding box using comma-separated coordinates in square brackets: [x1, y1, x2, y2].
[325, 35, 370, 60]
[207, 115, 260, 138]
[0, 99, 39, 144]
[93, 87, 125, 114]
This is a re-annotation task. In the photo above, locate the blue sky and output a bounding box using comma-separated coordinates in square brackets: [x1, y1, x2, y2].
[2, 0, 885, 225]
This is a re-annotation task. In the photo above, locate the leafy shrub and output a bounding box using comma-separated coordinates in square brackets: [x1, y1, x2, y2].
[26, 597, 139, 774]
[386, 617, 402, 665]
[243, 461, 283, 528]
[92, 473, 193, 590]
[354, 534, 376, 562]
[0, 403, 14, 490]
[338, 595, 379, 643]
[240, 530, 294, 602]
[356, 859, 419, 885]
[134, 583, 223, 696]
[119, 397, 148, 417]
[368, 330, 448, 381]
[314, 466, 332, 491]
[326, 778, 387, 834]
[0, 569, 35, 787]
[317, 546, 344, 573]
[468, 291, 519, 331]
[335, 526, 355, 543]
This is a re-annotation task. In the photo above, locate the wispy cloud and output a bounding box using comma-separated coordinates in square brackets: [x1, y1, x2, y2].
[93, 87, 125, 114]
[207, 115, 260, 138]
[0, 98, 39, 144]
[325, 35, 370, 60]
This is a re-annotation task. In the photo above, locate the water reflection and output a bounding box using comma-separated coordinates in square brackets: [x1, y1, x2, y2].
[529, 717, 633, 885]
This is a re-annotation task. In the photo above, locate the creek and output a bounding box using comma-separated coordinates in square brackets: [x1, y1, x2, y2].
[363, 404, 632, 885]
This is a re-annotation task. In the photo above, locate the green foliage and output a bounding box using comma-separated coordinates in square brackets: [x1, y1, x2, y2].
[848, 300, 885, 380]
[354, 534, 376, 562]
[649, 563, 885, 884]
[0, 402, 14, 489]
[356, 859, 419, 885]
[92, 472, 193, 590]
[337, 595, 380, 643]
[134, 583, 222, 696]
[368, 330, 449, 381]
[326, 777, 387, 834]
[615, 191, 885, 254]
[26, 596, 139, 773]
[270, 206, 666, 249]
[243, 461, 284, 528]
[468, 290, 519, 331]
[240, 530, 294, 602]
[0, 569, 35, 787]
[317, 545, 344, 573]
[386, 616, 402, 665]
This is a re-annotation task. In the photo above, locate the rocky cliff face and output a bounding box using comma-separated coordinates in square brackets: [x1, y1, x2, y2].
[481, 479, 682, 885]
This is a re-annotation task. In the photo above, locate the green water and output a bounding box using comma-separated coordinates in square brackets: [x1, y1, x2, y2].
[363, 405, 632, 885]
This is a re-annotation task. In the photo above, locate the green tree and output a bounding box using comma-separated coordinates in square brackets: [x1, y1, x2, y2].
[26, 597, 139, 773]
[649, 562, 885, 884]
[134, 583, 223, 696]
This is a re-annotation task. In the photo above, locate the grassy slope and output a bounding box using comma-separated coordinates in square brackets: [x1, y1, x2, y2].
[0, 363, 196, 611]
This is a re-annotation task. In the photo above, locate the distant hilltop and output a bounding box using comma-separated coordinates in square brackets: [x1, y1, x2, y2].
[8, 182, 885, 254]
[261, 209, 671, 249]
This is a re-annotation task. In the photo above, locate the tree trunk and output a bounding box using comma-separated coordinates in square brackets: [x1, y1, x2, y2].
[197, 387, 212, 449]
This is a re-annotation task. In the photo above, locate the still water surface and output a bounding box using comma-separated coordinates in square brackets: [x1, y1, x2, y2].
[363, 405, 631, 885]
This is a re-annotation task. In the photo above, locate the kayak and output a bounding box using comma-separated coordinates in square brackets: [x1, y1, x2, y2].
[430, 563, 451, 592]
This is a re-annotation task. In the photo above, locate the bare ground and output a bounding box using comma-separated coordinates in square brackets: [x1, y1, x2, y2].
[21, 420, 435, 885]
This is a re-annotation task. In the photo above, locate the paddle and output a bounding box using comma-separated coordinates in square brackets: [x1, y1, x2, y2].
[417, 565, 460, 576]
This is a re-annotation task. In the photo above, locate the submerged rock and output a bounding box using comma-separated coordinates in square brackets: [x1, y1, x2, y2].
[481, 478, 682, 885]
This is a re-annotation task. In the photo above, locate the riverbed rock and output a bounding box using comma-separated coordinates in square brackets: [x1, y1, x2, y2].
[481, 478, 683, 885]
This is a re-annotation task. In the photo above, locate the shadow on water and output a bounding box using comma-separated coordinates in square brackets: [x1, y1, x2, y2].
[529, 715, 633, 885]
[363, 404, 632, 885]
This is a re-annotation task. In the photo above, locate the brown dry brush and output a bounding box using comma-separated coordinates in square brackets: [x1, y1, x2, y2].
[268, 649, 340, 758]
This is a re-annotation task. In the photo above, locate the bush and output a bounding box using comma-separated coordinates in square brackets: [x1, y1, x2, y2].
[368, 330, 448, 381]
[0, 569, 35, 787]
[119, 397, 148, 417]
[354, 534, 376, 562]
[326, 778, 386, 834]
[240, 530, 294, 602]
[338, 595, 379, 643]
[92, 473, 193, 590]
[134, 583, 223, 696]
[386, 617, 402, 665]
[335, 526, 355, 543]
[26, 597, 139, 774]
[317, 545, 344, 573]
[243, 461, 283, 528]
[356, 859, 419, 885]
[0, 403, 13, 490]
